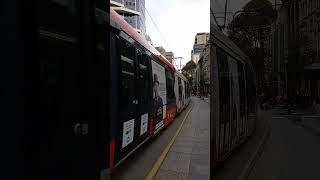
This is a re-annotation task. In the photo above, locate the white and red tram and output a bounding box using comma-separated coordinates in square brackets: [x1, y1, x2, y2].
[109, 8, 190, 173]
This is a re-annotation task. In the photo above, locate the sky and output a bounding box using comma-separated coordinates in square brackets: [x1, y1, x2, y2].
[145, 0, 210, 68]
[211, 0, 277, 28]
[211, 0, 250, 29]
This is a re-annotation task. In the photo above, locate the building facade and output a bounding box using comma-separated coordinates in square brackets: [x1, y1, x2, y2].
[191, 32, 209, 64]
[198, 44, 210, 94]
[110, 0, 146, 36]
[269, 0, 320, 106]
[193, 43, 210, 95]
[270, 3, 288, 97]
[297, 0, 320, 105]
[123, 0, 146, 35]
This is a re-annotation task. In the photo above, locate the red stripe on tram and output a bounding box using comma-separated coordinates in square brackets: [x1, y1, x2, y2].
[109, 138, 116, 172]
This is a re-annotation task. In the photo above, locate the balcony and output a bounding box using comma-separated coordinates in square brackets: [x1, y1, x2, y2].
[110, 0, 124, 7]
[111, 6, 140, 16]
[110, 0, 140, 16]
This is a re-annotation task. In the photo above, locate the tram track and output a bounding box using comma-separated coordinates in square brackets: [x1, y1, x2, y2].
[237, 110, 271, 180]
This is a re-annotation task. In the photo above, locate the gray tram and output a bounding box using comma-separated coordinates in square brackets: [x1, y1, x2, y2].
[211, 26, 258, 169]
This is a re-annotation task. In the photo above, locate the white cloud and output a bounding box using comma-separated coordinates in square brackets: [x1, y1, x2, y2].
[145, 0, 209, 68]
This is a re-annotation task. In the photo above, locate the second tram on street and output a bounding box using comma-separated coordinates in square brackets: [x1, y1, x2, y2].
[109, 8, 190, 173]
[211, 26, 258, 171]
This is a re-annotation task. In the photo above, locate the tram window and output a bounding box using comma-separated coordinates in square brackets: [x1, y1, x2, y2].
[238, 62, 245, 106]
[178, 77, 182, 99]
[217, 47, 230, 124]
[166, 70, 176, 105]
[245, 65, 255, 113]
[119, 38, 136, 109]
[238, 62, 246, 113]
[137, 50, 151, 103]
[185, 82, 188, 97]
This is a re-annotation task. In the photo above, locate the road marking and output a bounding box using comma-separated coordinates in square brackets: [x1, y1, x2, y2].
[145, 103, 194, 180]
[237, 112, 271, 180]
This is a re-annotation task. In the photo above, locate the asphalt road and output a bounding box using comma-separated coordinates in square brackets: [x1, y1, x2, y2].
[248, 109, 320, 180]
[111, 98, 195, 180]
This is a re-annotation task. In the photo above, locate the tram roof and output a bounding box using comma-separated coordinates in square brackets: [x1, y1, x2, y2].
[210, 25, 250, 64]
[176, 71, 188, 82]
[110, 8, 176, 72]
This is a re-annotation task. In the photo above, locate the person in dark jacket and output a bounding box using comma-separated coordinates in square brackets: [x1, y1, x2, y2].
[153, 74, 163, 127]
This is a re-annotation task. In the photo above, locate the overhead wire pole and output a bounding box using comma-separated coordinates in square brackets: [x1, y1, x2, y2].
[173, 57, 183, 72]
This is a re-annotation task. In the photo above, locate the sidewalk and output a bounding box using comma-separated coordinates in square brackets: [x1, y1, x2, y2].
[294, 108, 320, 135]
[154, 97, 210, 180]
[277, 106, 320, 135]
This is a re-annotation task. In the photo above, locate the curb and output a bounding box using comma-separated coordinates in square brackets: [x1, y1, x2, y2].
[237, 112, 271, 180]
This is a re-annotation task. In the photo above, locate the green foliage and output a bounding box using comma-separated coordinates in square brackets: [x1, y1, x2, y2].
[182, 60, 196, 71]
[227, 0, 277, 82]
[182, 60, 196, 87]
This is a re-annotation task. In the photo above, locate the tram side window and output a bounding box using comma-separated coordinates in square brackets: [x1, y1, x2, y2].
[137, 50, 152, 103]
[245, 65, 255, 113]
[185, 82, 188, 98]
[238, 62, 245, 111]
[166, 70, 176, 105]
[119, 38, 136, 110]
[178, 77, 182, 99]
[217, 47, 230, 124]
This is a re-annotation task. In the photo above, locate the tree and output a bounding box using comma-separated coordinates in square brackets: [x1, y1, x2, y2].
[182, 60, 196, 87]
[227, 0, 277, 86]
[182, 60, 196, 71]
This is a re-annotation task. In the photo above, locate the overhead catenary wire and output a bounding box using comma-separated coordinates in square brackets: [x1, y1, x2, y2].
[223, 0, 228, 28]
[210, 8, 223, 31]
[144, 6, 171, 51]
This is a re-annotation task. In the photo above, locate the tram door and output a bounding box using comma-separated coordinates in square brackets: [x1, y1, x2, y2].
[217, 47, 231, 156]
[117, 36, 151, 164]
[229, 57, 240, 147]
[182, 80, 185, 108]
[117, 37, 139, 162]
[178, 77, 183, 110]
[238, 62, 247, 140]
[135, 49, 152, 142]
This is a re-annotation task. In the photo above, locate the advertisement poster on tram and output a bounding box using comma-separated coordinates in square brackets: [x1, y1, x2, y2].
[151, 60, 167, 132]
